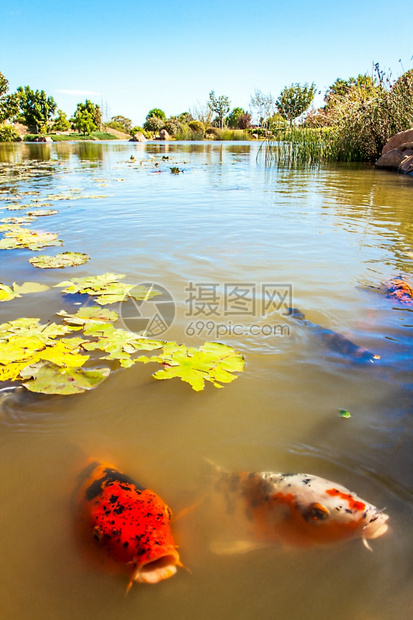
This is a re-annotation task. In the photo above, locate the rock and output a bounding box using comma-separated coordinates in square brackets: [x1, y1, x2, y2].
[31, 136, 53, 143]
[399, 155, 413, 175]
[375, 149, 405, 171]
[158, 129, 170, 141]
[382, 129, 413, 155]
[129, 132, 146, 143]
[376, 129, 413, 175]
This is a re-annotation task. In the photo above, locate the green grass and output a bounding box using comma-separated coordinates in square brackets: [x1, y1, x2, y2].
[24, 132, 119, 142]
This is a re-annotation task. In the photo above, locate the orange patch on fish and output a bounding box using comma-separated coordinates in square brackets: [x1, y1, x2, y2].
[74, 460, 182, 588]
[325, 488, 366, 512]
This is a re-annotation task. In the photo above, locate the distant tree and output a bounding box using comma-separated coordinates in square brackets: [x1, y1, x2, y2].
[143, 116, 164, 133]
[109, 115, 132, 133]
[208, 91, 231, 129]
[16, 85, 57, 133]
[276, 82, 317, 126]
[227, 107, 245, 129]
[178, 111, 193, 124]
[324, 74, 376, 109]
[51, 109, 70, 132]
[0, 71, 19, 123]
[71, 100, 101, 135]
[146, 108, 166, 121]
[249, 89, 275, 126]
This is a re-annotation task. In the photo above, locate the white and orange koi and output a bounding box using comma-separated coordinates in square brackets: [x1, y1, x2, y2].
[205, 463, 389, 554]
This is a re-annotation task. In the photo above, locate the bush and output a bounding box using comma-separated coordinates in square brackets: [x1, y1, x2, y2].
[143, 116, 164, 133]
[188, 120, 205, 134]
[163, 119, 182, 137]
[0, 124, 20, 142]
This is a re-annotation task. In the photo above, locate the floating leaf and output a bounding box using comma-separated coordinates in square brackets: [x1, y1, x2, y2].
[0, 281, 49, 302]
[0, 283, 18, 302]
[57, 306, 119, 326]
[136, 341, 245, 391]
[339, 408, 352, 419]
[12, 281, 50, 295]
[82, 324, 164, 363]
[1, 216, 37, 224]
[0, 227, 63, 251]
[29, 252, 90, 269]
[54, 273, 157, 305]
[0, 318, 72, 344]
[26, 209, 59, 217]
[20, 361, 110, 394]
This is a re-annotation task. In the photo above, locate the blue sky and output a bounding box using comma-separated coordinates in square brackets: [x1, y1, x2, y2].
[0, 0, 412, 126]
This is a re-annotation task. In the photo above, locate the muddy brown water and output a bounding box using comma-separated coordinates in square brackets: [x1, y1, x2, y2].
[0, 141, 412, 619]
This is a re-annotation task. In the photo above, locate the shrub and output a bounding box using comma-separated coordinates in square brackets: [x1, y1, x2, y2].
[163, 119, 182, 137]
[188, 120, 205, 134]
[143, 116, 164, 133]
[0, 124, 20, 142]
[145, 108, 166, 121]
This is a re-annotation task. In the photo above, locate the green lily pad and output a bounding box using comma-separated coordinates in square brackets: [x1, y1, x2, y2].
[339, 408, 352, 418]
[136, 341, 245, 391]
[0, 318, 72, 344]
[29, 252, 90, 269]
[82, 324, 164, 364]
[20, 361, 110, 394]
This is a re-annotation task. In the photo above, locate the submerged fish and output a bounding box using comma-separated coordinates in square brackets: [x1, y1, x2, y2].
[385, 275, 413, 305]
[288, 307, 380, 363]
[205, 463, 389, 554]
[74, 460, 182, 589]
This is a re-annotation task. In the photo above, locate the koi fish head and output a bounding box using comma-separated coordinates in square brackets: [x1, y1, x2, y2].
[241, 472, 389, 547]
[75, 460, 182, 587]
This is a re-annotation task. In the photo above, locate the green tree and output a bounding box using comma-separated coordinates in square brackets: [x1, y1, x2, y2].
[208, 91, 231, 129]
[146, 108, 166, 121]
[0, 72, 19, 123]
[227, 107, 245, 129]
[16, 86, 57, 133]
[109, 115, 132, 133]
[51, 109, 70, 131]
[276, 82, 317, 126]
[324, 74, 376, 110]
[71, 100, 101, 135]
[249, 89, 275, 126]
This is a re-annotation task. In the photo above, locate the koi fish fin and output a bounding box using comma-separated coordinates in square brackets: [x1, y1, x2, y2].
[210, 539, 272, 555]
[173, 499, 203, 522]
[125, 577, 134, 596]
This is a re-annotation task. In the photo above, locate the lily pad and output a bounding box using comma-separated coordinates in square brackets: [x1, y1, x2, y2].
[29, 252, 90, 269]
[136, 341, 245, 391]
[20, 361, 110, 395]
[339, 408, 352, 419]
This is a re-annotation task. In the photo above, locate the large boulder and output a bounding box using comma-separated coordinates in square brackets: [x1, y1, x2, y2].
[158, 129, 170, 141]
[376, 129, 413, 175]
[382, 128, 413, 154]
[129, 132, 146, 142]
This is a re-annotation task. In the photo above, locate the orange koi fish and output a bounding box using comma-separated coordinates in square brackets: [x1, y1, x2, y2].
[74, 460, 182, 589]
[205, 463, 389, 554]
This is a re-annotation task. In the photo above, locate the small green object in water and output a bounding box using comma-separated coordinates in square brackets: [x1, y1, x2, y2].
[338, 408, 351, 419]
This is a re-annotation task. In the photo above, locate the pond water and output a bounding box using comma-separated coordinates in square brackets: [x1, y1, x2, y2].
[0, 141, 412, 620]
